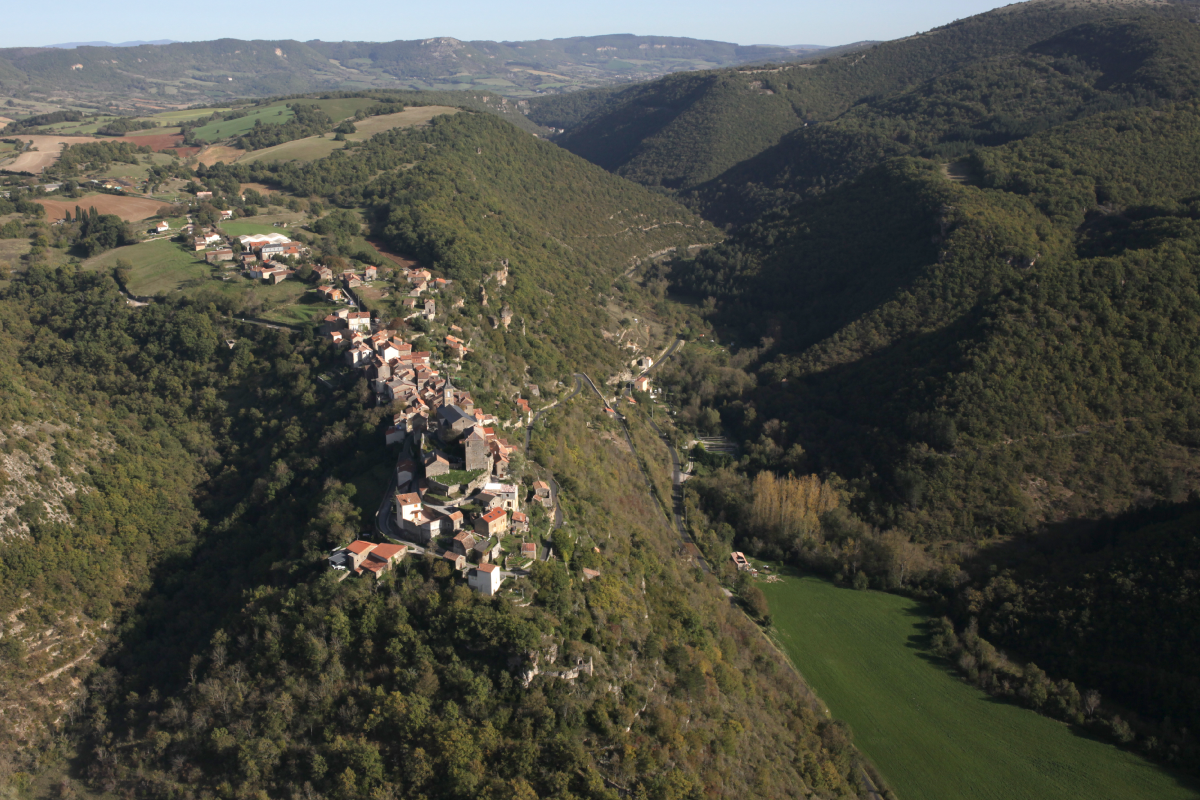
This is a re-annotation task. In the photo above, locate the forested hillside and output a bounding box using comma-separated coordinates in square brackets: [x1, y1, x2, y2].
[537, 0, 1200, 221]
[203, 111, 718, 382]
[506, 0, 1200, 775]
[0, 99, 876, 798]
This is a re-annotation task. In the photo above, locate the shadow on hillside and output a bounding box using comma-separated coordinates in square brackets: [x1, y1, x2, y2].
[962, 498, 1200, 578]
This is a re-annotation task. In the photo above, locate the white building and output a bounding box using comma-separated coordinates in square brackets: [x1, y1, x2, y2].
[483, 482, 520, 512]
[468, 563, 502, 595]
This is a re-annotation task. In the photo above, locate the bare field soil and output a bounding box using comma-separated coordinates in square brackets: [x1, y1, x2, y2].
[35, 194, 165, 222]
[111, 132, 191, 154]
[195, 145, 246, 166]
[0, 135, 97, 174]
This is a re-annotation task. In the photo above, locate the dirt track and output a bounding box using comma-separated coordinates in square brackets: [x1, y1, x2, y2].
[34, 194, 165, 222]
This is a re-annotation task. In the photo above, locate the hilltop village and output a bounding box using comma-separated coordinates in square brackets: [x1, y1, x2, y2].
[315, 260, 575, 595]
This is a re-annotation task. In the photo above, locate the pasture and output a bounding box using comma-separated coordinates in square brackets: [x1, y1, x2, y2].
[309, 97, 379, 121]
[143, 108, 231, 124]
[34, 194, 165, 222]
[84, 239, 209, 296]
[191, 103, 293, 141]
[762, 572, 1199, 800]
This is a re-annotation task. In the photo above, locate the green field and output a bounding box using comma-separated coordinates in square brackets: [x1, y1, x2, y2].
[309, 97, 378, 121]
[191, 103, 293, 141]
[258, 296, 343, 324]
[143, 108, 232, 124]
[220, 218, 303, 238]
[84, 239, 209, 295]
[762, 572, 1199, 800]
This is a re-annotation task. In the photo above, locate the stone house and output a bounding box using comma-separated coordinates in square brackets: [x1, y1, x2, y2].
[475, 507, 508, 539]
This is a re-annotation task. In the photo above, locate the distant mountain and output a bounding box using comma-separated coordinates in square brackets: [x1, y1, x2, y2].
[0, 34, 813, 107]
[41, 40, 177, 49]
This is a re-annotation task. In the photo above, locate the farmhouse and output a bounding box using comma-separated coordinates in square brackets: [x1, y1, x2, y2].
[633, 376, 652, 393]
[326, 539, 405, 577]
[206, 248, 234, 264]
[154, 220, 170, 233]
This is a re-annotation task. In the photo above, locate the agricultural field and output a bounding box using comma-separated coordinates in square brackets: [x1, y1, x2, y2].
[94, 152, 178, 182]
[308, 97, 378, 121]
[233, 107, 459, 166]
[84, 239, 209, 296]
[0, 135, 97, 174]
[348, 106, 458, 138]
[237, 136, 342, 165]
[190, 103, 293, 141]
[142, 108, 231, 124]
[195, 145, 246, 166]
[762, 572, 1200, 800]
[34, 194, 165, 222]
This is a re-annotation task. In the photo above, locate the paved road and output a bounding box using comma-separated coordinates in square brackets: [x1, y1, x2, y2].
[375, 474, 398, 539]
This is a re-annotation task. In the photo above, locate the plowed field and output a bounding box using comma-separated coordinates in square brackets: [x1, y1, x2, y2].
[35, 194, 165, 222]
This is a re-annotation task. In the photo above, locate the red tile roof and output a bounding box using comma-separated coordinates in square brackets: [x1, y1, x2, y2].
[396, 492, 421, 506]
[346, 540, 376, 555]
[360, 559, 386, 574]
[477, 563, 498, 573]
[371, 543, 407, 560]
[481, 508, 506, 523]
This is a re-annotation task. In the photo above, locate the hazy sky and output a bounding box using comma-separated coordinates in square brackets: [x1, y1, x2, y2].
[5, 0, 1017, 49]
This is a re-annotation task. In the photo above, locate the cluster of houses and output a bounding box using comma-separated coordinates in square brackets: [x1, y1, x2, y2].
[318, 257, 567, 596]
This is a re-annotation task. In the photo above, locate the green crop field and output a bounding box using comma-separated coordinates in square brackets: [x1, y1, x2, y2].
[191, 103, 293, 141]
[143, 108, 231, 124]
[309, 97, 378, 121]
[762, 572, 1200, 800]
[84, 239, 210, 296]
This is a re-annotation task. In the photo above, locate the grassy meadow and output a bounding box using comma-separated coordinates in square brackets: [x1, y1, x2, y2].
[220, 218, 304, 238]
[85, 239, 209, 295]
[762, 572, 1200, 800]
[191, 103, 293, 141]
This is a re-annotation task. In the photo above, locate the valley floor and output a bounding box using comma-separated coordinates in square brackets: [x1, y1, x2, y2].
[762, 572, 1200, 800]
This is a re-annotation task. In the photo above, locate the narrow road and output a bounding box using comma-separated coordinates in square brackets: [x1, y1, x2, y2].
[375, 473, 398, 539]
[576, 370, 710, 572]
